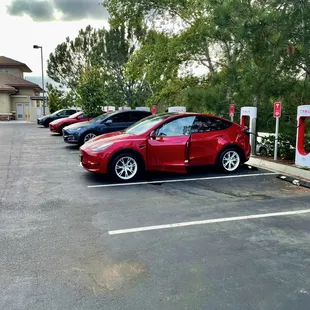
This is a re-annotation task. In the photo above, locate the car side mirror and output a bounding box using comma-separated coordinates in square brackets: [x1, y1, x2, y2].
[105, 119, 113, 125]
[150, 130, 156, 140]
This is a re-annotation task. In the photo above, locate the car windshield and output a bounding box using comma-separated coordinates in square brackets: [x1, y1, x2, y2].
[52, 109, 63, 115]
[125, 114, 173, 135]
[89, 112, 111, 123]
[68, 112, 82, 119]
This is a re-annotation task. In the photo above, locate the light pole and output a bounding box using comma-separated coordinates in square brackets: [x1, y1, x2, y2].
[33, 45, 46, 116]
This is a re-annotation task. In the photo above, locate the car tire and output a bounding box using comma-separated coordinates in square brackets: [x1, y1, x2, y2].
[43, 119, 51, 127]
[217, 148, 241, 173]
[109, 152, 143, 182]
[82, 132, 97, 144]
[58, 124, 67, 135]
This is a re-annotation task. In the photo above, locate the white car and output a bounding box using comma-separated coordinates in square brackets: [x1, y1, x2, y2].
[256, 132, 295, 157]
[256, 132, 275, 156]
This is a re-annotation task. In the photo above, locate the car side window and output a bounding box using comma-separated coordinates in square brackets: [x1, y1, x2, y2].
[57, 110, 67, 116]
[67, 110, 76, 115]
[191, 116, 231, 133]
[111, 112, 131, 123]
[86, 113, 99, 118]
[130, 112, 149, 122]
[156, 116, 195, 137]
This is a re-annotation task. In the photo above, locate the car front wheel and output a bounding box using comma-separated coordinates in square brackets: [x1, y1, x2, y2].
[218, 148, 241, 173]
[109, 153, 142, 182]
[83, 132, 97, 144]
[43, 119, 51, 127]
[58, 124, 67, 135]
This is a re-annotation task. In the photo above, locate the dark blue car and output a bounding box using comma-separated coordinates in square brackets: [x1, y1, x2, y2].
[62, 110, 151, 145]
[37, 108, 79, 127]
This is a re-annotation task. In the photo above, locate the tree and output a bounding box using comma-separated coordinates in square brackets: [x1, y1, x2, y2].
[75, 67, 107, 114]
[47, 25, 98, 92]
[48, 23, 152, 109]
[104, 0, 310, 109]
[46, 83, 76, 113]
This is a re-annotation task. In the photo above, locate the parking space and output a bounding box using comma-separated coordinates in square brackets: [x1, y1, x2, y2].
[1, 123, 310, 310]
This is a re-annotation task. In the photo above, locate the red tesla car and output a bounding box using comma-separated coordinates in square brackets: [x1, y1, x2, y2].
[49, 111, 98, 134]
[80, 113, 251, 182]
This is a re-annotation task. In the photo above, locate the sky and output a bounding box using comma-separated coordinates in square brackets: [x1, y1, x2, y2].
[1, 0, 109, 86]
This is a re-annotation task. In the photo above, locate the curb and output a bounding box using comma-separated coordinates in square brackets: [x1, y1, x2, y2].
[246, 157, 310, 182]
[276, 175, 310, 189]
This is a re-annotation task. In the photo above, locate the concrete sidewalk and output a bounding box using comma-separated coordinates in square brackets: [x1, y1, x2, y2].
[247, 157, 310, 181]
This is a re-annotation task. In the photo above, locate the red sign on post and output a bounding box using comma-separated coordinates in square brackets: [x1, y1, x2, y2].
[229, 104, 235, 117]
[274, 102, 281, 118]
[152, 105, 156, 115]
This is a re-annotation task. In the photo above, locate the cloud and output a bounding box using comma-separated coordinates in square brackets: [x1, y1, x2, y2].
[7, 0, 54, 21]
[7, 0, 109, 21]
[54, 0, 108, 21]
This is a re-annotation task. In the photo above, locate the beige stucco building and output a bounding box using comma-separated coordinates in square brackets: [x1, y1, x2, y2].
[0, 56, 43, 121]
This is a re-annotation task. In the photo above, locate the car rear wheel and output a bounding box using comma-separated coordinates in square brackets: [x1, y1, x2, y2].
[83, 132, 97, 143]
[218, 148, 241, 173]
[109, 153, 142, 182]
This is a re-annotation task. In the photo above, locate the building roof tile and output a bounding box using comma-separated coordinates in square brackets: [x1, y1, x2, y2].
[0, 72, 41, 93]
[0, 56, 32, 73]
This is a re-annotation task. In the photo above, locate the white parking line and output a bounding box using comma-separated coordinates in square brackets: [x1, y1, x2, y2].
[88, 172, 277, 188]
[109, 209, 310, 235]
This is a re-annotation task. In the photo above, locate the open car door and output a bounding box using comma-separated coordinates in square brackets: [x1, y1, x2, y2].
[146, 116, 195, 173]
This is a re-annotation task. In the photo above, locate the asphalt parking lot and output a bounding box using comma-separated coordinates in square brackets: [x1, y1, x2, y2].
[1, 122, 310, 310]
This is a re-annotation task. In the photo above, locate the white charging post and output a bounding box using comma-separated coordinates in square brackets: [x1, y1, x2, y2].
[135, 107, 151, 112]
[295, 105, 310, 168]
[273, 102, 281, 161]
[119, 106, 131, 111]
[168, 106, 186, 112]
[103, 106, 115, 112]
[240, 107, 257, 155]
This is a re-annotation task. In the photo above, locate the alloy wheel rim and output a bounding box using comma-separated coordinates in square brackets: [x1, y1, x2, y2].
[84, 133, 96, 143]
[222, 151, 240, 172]
[115, 157, 138, 180]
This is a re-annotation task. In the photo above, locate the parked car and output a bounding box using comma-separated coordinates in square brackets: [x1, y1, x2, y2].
[63, 110, 152, 145]
[256, 132, 295, 158]
[79, 113, 251, 182]
[37, 108, 79, 127]
[49, 111, 101, 134]
[256, 132, 274, 156]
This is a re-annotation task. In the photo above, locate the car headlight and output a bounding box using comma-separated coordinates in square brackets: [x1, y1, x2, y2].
[91, 142, 113, 152]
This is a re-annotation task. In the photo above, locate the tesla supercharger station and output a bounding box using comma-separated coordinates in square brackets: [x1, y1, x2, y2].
[295, 105, 310, 168]
[103, 106, 115, 112]
[135, 107, 151, 112]
[119, 106, 131, 111]
[240, 107, 257, 155]
[168, 106, 186, 112]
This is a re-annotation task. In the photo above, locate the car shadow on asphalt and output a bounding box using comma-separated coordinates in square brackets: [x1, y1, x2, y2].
[82, 164, 260, 186]
[64, 144, 80, 150]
